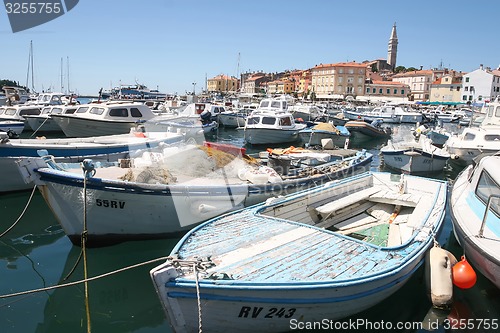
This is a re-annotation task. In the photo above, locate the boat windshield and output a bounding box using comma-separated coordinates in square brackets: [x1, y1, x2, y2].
[262, 117, 276, 125]
[476, 170, 500, 216]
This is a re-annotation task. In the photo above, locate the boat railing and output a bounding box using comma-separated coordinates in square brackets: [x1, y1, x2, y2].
[478, 194, 500, 238]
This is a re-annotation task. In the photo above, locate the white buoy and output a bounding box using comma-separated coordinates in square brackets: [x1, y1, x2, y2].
[425, 246, 457, 308]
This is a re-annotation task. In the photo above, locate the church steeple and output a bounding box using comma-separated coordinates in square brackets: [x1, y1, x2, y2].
[387, 23, 398, 70]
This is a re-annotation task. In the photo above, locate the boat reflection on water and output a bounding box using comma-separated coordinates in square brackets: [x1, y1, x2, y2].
[34, 239, 176, 332]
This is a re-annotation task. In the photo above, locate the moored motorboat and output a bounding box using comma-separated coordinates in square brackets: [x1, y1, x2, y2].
[345, 119, 392, 141]
[450, 154, 500, 288]
[51, 101, 157, 137]
[244, 98, 307, 144]
[445, 98, 500, 166]
[150, 171, 447, 333]
[381, 136, 450, 174]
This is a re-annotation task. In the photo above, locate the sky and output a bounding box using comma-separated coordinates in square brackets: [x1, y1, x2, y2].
[1, 0, 498, 96]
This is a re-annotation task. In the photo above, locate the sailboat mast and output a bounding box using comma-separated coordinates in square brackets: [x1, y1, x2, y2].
[60, 57, 64, 93]
[67, 56, 70, 94]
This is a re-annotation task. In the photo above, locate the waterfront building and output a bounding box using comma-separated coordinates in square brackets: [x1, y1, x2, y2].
[310, 62, 366, 99]
[362, 80, 409, 102]
[207, 74, 239, 93]
[429, 71, 464, 104]
[461, 64, 500, 104]
[391, 69, 434, 101]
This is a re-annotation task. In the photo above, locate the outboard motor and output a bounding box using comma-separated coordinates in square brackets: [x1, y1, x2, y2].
[6, 129, 19, 139]
[200, 110, 212, 125]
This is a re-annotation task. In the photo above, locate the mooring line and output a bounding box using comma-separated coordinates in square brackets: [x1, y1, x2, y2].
[0, 185, 37, 238]
[0, 256, 170, 299]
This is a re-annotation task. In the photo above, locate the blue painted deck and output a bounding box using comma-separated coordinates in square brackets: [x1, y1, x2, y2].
[177, 209, 422, 283]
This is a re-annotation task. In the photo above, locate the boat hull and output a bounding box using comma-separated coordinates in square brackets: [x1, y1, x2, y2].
[25, 116, 62, 132]
[52, 115, 139, 137]
[382, 149, 448, 173]
[244, 127, 302, 145]
[0, 121, 24, 135]
[450, 160, 500, 288]
[152, 263, 418, 333]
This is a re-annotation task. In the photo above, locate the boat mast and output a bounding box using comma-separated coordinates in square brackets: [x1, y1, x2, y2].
[26, 40, 35, 93]
[60, 57, 64, 93]
[67, 56, 70, 94]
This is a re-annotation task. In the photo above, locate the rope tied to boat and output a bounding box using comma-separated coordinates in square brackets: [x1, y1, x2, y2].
[82, 163, 92, 333]
[193, 262, 203, 333]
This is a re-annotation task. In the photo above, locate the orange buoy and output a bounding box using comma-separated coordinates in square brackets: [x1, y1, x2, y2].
[452, 256, 477, 289]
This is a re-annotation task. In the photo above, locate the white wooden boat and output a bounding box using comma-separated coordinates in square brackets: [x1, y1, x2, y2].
[298, 122, 350, 147]
[23, 104, 79, 133]
[51, 101, 157, 137]
[450, 154, 500, 288]
[445, 98, 500, 166]
[150, 171, 447, 333]
[244, 98, 307, 144]
[381, 136, 450, 174]
[17, 143, 372, 246]
[343, 104, 423, 124]
[1, 130, 184, 192]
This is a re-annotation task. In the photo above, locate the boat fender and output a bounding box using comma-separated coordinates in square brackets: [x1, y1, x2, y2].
[452, 256, 477, 289]
[425, 247, 456, 308]
[450, 154, 459, 160]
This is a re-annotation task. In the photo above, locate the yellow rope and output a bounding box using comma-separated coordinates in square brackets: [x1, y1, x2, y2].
[82, 173, 91, 333]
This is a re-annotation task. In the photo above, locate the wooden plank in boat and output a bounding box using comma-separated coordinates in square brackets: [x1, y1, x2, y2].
[399, 223, 414, 244]
[368, 190, 420, 207]
[387, 223, 401, 247]
[334, 213, 378, 230]
[315, 187, 381, 218]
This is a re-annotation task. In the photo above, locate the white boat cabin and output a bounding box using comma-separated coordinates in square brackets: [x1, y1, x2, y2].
[69, 101, 156, 121]
[0, 104, 41, 121]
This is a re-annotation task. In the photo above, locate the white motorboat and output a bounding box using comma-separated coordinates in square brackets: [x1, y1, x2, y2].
[244, 98, 307, 144]
[343, 104, 423, 123]
[381, 136, 450, 174]
[450, 154, 500, 288]
[23, 104, 79, 133]
[0, 104, 42, 129]
[445, 98, 500, 166]
[51, 101, 157, 137]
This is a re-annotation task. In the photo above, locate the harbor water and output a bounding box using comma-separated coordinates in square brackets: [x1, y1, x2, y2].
[1, 123, 499, 332]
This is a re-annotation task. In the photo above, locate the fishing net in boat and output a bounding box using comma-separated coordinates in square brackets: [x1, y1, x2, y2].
[312, 122, 339, 133]
[118, 144, 255, 184]
[119, 166, 177, 184]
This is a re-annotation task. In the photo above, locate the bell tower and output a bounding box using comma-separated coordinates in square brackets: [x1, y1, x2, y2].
[387, 23, 398, 70]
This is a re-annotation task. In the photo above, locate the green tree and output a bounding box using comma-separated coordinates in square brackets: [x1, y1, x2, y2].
[394, 66, 406, 73]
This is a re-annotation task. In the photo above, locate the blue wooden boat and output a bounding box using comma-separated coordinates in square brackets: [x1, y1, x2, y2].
[150, 172, 447, 333]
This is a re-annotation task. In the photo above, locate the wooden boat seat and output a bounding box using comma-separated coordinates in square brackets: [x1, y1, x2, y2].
[367, 190, 421, 207]
[315, 187, 381, 219]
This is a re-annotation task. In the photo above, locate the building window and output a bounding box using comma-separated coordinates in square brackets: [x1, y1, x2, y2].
[465, 86, 469, 91]
[379, 88, 383, 94]
[366, 87, 370, 93]
[465, 77, 470, 82]
[394, 89, 398, 94]
[401, 89, 405, 95]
